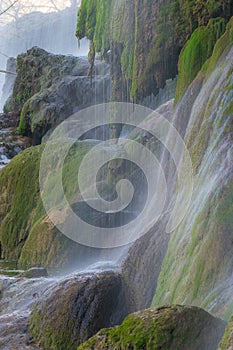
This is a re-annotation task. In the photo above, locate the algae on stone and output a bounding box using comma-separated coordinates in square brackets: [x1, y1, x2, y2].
[77, 305, 226, 350]
[175, 17, 227, 103]
[0, 141, 101, 267]
[76, 0, 232, 102]
[153, 18, 233, 319]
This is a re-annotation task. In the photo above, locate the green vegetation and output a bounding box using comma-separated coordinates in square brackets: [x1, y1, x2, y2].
[77, 306, 225, 350]
[175, 17, 226, 102]
[76, 0, 232, 102]
[30, 307, 78, 350]
[0, 146, 42, 260]
[152, 19, 233, 318]
[0, 141, 94, 266]
[76, 0, 113, 53]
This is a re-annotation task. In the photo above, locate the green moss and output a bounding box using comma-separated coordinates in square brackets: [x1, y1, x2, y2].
[76, 0, 113, 52]
[0, 146, 43, 260]
[152, 27, 233, 313]
[77, 305, 225, 350]
[203, 16, 233, 77]
[0, 140, 94, 266]
[153, 183, 233, 309]
[18, 99, 34, 135]
[175, 17, 227, 103]
[19, 220, 74, 267]
[30, 307, 77, 350]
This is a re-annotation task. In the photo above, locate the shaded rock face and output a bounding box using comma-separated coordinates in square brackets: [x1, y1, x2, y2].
[30, 270, 125, 350]
[120, 99, 175, 313]
[77, 305, 226, 350]
[8, 47, 111, 144]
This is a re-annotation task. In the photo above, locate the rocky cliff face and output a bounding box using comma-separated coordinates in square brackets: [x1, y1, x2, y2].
[76, 0, 232, 102]
[0, 3, 232, 349]
[153, 17, 233, 320]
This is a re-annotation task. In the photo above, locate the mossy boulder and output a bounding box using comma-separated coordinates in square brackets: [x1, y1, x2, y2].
[77, 305, 226, 350]
[0, 141, 104, 267]
[0, 145, 43, 260]
[7, 47, 110, 144]
[30, 271, 124, 350]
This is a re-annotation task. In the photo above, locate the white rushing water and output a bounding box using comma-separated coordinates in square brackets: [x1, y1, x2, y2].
[0, 259, 121, 349]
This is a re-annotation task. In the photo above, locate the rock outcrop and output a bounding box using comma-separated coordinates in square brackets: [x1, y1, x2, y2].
[7, 47, 110, 144]
[76, 0, 232, 102]
[0, 142, 106, 266]
[77, 305, 226, 350]
[30, 270, 125, 350]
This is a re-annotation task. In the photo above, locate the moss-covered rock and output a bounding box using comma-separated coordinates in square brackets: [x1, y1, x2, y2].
[0, 145, 43, 260]
[153, 18, 233, 319]
[7, 47, 110, 144]
[76, 0, 232, 102]
[77, 305, 226, 350]
[0, 141, 104, 267]
[30, 271, 124, 350]
[175, 17, 227, 103]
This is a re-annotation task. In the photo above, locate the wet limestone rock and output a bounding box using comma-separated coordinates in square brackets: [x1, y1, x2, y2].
[77, 305, 226, 350]
[30, 270, 124, 350]
[7, 47, 111, 144]
[76, 0, 232, 102]
[153, 18, 233, 318]
[0, 141, 103, 267]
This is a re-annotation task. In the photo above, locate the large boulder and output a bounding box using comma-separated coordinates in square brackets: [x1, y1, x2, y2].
[30, 270, 125, 350]
[7, 47, 111, 144]
[77, 305, 226, 350]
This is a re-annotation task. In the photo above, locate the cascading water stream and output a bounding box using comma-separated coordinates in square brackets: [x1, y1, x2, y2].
[0, 2, 186, 348]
